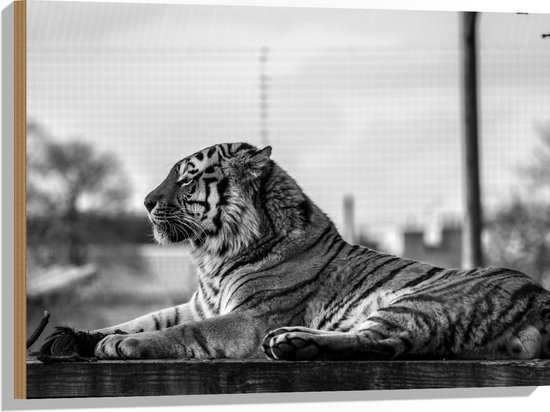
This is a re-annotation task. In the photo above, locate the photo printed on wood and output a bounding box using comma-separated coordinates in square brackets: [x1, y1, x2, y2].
[18, 0, 550, 399]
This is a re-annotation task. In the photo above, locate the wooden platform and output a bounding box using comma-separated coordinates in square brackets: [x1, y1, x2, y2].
[26, 357, 550, 398]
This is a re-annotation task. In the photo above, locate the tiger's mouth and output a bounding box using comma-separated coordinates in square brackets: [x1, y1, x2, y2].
[149, 212, 205, 245]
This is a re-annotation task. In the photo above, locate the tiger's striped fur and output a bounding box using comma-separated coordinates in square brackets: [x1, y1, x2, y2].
[91, 142, 550, 361]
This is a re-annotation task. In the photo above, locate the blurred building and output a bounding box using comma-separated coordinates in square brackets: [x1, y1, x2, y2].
[342, 194, 356, 244]
[402, 222, 462, 269]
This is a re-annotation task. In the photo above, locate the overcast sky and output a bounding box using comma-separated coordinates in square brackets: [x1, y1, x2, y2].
[27, 0, 550, 252]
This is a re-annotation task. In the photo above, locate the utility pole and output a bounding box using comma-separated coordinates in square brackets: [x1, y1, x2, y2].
[461, 12, 484, 268]
[259, 46, 270, 146]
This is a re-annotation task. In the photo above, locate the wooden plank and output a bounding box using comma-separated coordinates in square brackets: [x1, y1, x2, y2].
[14, 0, 27, 400]
[27, 358, 550, 398]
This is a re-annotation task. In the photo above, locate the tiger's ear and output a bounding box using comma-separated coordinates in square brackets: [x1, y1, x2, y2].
[223, 145, 272, 182]
[246, 146, 272, 178]
[257, 145, 272, 159]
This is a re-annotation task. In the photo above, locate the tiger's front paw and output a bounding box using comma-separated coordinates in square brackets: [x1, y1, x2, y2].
[95, 332, 177, 359]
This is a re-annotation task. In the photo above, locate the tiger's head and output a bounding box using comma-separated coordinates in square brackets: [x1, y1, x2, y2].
[144, 142, 277, 256]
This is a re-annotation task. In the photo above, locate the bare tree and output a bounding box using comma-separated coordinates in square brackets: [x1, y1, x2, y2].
[27, 122, 131, 266]
[486, 199, 550, 285]
[485, 126, 550, 287]
[523, 124, 550, 193]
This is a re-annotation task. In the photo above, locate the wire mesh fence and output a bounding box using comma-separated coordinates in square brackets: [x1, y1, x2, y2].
[25, 5, 550, 333]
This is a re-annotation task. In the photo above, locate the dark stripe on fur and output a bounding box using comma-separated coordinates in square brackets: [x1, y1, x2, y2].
[366, 316, 408, 334]
[482, 283, 544, 345]
[298, 198, 313, 223]
[227, 234, 346, 307]
[217, 234, 287, 282]
[190, 326, 213, 358]
[153, 315, 161, 330]
[391, 293, 448, 305]
[346, 244, 362, 256]
[218, 144, 229, 158]
[345, 261, 418, 314]
[411, 269, 514, 298]
[193, 296, 206, 320]
[402, 267, 444, 289]
[315, 256, 404, 329]
[231, 264, 329, 312]
[217, 178, 229, 206]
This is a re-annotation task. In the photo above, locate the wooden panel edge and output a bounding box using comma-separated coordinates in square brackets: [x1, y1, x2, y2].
[14, 0, 26, 400]
[25, 358, 550, 398]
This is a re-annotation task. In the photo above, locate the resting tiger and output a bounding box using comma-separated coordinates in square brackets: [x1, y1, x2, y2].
[43, 142, 550, 361]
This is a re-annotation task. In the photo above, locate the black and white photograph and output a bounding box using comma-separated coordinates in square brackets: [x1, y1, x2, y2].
[11, 0, 550, 402]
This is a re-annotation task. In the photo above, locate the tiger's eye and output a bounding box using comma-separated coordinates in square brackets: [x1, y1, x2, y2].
[177, 175, 193, 187]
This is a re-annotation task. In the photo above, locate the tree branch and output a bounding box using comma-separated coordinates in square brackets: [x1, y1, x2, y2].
[26, 311, 51, 349]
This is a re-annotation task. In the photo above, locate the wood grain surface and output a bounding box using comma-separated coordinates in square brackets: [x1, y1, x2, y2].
[27, 358, 550, 398]
[14, 0, 27, 400]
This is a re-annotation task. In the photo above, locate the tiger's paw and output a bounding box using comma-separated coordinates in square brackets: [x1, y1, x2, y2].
[262, 327, 322, 361]
[95, 332, 176, 360]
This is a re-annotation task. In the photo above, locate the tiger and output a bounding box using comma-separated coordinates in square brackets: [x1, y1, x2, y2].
[43, 142, 550, 361]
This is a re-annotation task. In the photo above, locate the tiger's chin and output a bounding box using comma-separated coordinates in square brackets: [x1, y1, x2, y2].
[152, 225, 190, 245]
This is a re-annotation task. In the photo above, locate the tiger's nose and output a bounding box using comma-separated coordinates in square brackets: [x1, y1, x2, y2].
[144, 193, 158, 213]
